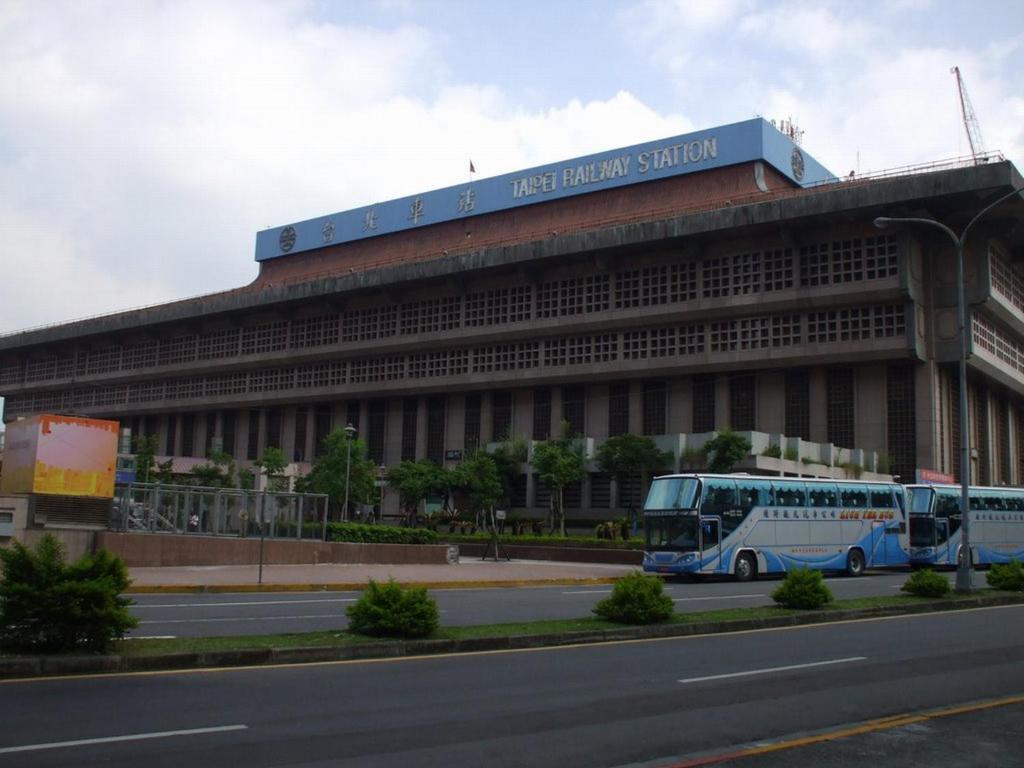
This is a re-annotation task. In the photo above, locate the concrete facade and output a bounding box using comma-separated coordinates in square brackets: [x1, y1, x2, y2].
[2, 156, 1024, 524]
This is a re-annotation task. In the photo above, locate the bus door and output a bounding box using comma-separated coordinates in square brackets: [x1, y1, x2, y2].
[935, 518, 950, 564]
[870, 521, 885, 565]
[700, 517, 722, 572]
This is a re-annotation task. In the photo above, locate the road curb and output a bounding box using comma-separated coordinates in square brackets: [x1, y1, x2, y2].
[3, 594, 1022, 681]
[124, 577, 622, 594]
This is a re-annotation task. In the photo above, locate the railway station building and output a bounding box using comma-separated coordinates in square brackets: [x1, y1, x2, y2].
[2, 118, 1023, 523]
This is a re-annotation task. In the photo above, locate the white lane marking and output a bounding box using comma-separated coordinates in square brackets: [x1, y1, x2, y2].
[673, 594, 763, 602]
[140, 614, 340, 625]
[679, 656, 867, 684]
[134, 598, 357, 609]
[0, 724, 248, 754]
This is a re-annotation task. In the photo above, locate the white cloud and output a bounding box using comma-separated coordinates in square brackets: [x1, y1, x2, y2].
[0, 1, 687, 334]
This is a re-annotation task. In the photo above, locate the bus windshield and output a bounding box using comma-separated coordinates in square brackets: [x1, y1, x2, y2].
[644, 477, 701, 511]
[909, 487, 934, 515]
[645, 513, 699, 552]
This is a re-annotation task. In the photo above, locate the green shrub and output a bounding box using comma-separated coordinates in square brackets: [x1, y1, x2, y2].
[327, 522, 438, 545]
[901, 568, 951, 598]
[593, 572, 674, 624]
[760, 445, 782, 459]
[783, 447, 799, 461]
[346, 578, 439, 638]
[0, 534, 138, 653]
[987, 560, 1024, 591]
[771, 568, 833, 610]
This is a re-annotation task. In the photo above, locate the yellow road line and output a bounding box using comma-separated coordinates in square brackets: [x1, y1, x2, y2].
[670, 693, 1024, 766]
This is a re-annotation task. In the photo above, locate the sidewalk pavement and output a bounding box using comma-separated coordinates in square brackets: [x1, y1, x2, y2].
[127, 557, 640, 592]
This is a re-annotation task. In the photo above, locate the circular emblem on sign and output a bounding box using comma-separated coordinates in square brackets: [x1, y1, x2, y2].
[279, 226, 297, 252]
[791, 148, 805, 182]
[322, 220, 335, 244]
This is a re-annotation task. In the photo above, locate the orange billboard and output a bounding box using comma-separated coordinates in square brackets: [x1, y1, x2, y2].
[0, 414, 119, 498]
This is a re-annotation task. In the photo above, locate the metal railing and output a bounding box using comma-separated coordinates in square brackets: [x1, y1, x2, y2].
[111, 482, 329, 539]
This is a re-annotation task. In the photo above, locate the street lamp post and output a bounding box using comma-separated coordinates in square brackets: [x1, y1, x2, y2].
[342, 423, 357, 522]
[874, 185, 1023, 592]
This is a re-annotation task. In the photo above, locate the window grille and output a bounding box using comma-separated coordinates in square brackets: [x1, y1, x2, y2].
[533, 388, 551, 440]
[785, 370, 810, 440]
[642, 380, 666, 436]
[198, 329, 240, 360]
[492, 391, 513, 442]
[729, 375, 756, 431]
[426, 397, 446, 464]
[464, 393, 481, 451]
[401, 398, 418, 461]
[608, 382, 630, 437]
[886, 366, 916, 481]
[693, 376, 715, 433]
[826, 369, 855, 448]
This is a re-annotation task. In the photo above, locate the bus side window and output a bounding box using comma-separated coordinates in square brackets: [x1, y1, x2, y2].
[870, 486, 894, 508]
[810, 484, 838, 507]
[702, 479, 737, 516]
[840, 485, 867, 508]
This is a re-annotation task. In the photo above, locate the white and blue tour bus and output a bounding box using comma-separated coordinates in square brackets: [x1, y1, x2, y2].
[642, 474, 909, 581]
[907, 484, 1024, 567]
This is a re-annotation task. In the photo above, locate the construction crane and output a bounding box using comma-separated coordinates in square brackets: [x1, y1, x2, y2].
[951, 65, 986, 164]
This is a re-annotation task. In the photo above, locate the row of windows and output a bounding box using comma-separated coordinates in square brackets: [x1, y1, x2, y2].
[973, 313, 1024, 376]
[3, 306, 908, 417]
[701, 478, 900, 514]
[990, 244, 1024, 315]
[0, 236, 900, 387]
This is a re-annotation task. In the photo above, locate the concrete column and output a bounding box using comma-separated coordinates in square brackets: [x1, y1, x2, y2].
[448, 393, 466, 454]
[415, 398, 428, 460]
[280, 407, 297, 466]
[589, 383, 609, 438]
[480, 392, 494, 444]
[550, 387, 563, 438]
[513, 389, 532, 441]
[915, 362, 941, 475]
[384, 399, 403, 466]
[627, 381, 643, 435]
[758, 372, 785, 434]
[856, 365, 886, 452]
[809, 367, 828, 443]
[668, 376, 691, 434]
[714, 376, 729, 430]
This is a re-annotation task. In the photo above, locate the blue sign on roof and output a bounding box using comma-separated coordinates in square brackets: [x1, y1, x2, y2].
[254, 118, 834, 262]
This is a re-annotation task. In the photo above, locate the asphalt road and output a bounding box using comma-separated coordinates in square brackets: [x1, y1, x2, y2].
[2, 604, 1022, 767]
[129, 570, 949, 637]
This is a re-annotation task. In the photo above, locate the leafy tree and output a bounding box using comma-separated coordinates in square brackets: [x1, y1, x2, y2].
[531, 423, 586, 537]
[132, 434, 158, 483]
[702, 429, 752, 473]
[302, 429, 377, 521]
[0, 534, 137, 653]
[452, 450, 503, 526]
[255, 446, 288, 491]
[154, 458, 176, 484]
[488, 436, 528, 507]
[595, 434, 673, 522]
[387, 460, 452, 523]
[190, 450, 236, 488]
[237, 467, 256, 491]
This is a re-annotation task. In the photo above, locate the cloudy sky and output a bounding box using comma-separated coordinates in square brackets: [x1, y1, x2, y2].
[1, 0, 1022, 336]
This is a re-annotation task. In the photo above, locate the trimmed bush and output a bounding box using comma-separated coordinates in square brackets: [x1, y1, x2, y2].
[771, 568, 833, 610]
[327, 522, 438, 545]
[0, 534, 137, 653]
[987, 560, 1024, 591]
[593, 571, 674, 624]
[901, 568, 951, 598]
[346, 578, 439, 638]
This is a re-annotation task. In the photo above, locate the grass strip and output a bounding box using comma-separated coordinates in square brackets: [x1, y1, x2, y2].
[110, 590, 1010, 658]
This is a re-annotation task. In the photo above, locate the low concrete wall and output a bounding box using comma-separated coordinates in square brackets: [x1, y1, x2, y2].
[95, 532, 456, 567]
[455, 542, 642, 566]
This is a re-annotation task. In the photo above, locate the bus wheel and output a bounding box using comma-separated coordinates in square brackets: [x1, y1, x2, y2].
[734, 553, 757, 582]
[846, 549, 866, 577]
